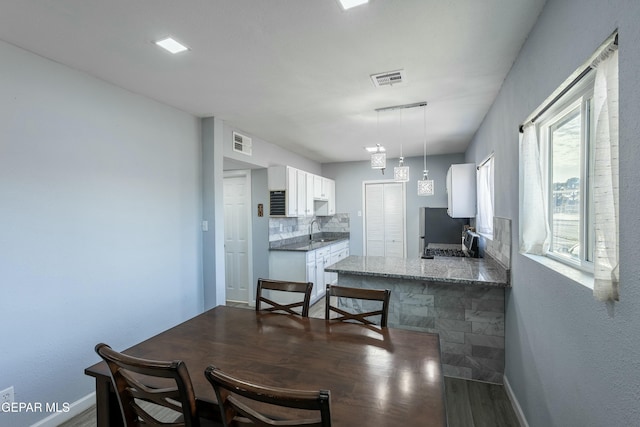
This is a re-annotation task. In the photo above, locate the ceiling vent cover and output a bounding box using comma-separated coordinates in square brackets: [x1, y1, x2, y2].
[232, 131, 252, 155]
[370, 69, 406, 87]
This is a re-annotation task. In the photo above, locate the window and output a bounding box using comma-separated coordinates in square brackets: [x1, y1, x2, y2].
[520, 33, 619, 300]
[476, 156, 494, 238]
[537, 74, 595, 271]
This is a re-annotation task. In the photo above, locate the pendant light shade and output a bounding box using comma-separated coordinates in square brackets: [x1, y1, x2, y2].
[417, 170, 434, 196]
[394, 157, 410, 181]
[394, 110, 410, 181]
[371, 111, 386, 173]
[371, 145, 386, 170]
[417, 104, 434, 196]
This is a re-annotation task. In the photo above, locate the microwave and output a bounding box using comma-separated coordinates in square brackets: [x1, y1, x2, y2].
[269, 191, 286, 216]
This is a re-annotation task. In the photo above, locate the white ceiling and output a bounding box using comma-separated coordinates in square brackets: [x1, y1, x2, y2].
[0, 0, 546, 163]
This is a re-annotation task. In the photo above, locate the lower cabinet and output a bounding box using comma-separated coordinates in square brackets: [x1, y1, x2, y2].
[314, 247, 331, 301]
[269, 241, 349, 305]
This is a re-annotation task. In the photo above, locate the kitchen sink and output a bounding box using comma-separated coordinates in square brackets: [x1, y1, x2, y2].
[311, 238, 340, 243]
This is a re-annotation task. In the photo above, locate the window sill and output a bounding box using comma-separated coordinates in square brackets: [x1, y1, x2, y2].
[521, 253, 594, 290]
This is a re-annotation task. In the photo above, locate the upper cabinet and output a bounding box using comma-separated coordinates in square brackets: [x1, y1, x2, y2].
[268, 166, 299, 216]
[446, 163, 477, 218]
[268, 166, 335, 217]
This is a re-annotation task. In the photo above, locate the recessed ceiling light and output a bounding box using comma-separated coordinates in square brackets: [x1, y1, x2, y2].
[155, 37, 189, 54]
[337, 0, 369, 10]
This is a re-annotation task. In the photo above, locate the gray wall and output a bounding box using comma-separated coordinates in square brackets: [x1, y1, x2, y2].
[251, 168, 270, 291]
[465, 0, 640, 425]
[223, 123, 321, 174]
[323, 153, 465, 258]
[0, 40, 203, 425]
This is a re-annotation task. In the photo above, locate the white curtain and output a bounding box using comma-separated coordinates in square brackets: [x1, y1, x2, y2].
[592, 49, 619, 302]
[520, 123, 549, 254]
[476, 156, 494, 237]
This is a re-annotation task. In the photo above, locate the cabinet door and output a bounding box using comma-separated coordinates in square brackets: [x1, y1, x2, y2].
[296, 169, 306, 217]
[325, 179, 335, 215]
[315, 249, 330, 299]
[306, 259, 316, 287]
[313, 175, 323, 199]
[305, 173, 314, 216]
[286, 166, 298, 217]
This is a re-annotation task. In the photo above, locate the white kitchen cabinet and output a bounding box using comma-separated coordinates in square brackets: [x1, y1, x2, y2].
[296, 169, 306, 217]
[314, 178, 335, 216]
[313, 175, 324, 199]
[446, 163, 477, 218]
[268, 240, 350, 305]
[268, 166, 299, 217]
[269, 166, 335, 217]
[315, 247, 331, 300]
[313, 176, 332, 201]
[305, 172, 314, 216]
[326, 240, 349, 285]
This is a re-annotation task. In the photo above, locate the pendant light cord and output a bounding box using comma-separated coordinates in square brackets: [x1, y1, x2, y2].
[423, 105, 427, 173]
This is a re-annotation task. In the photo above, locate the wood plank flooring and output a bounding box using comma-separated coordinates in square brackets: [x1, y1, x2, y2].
[62, 299, 520, 427]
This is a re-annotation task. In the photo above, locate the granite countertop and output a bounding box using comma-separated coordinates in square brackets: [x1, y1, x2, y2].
[269, 233, 349, 252]
[325, 255, 510, 287]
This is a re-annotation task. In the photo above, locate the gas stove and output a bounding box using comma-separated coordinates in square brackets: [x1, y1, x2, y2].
[421, 230, 480, 259]
[423, 248, 467, 258]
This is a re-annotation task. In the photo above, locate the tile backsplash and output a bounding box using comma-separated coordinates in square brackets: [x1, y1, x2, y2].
[486, 217, 511, 269]
[269, 213, 350, 242]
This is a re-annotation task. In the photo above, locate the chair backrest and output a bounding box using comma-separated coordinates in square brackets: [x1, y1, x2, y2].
[95, 343, 200, 427]
[324, 285, 391, 327]
[255, 278, 313, 317]
[204, 365, 331, 427]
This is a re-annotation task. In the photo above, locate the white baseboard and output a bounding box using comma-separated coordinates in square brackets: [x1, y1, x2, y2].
[30, 392, 95, 427]
[503, 374, 529, 427]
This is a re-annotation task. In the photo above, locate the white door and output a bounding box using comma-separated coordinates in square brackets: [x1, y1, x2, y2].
[364, 181, 406, 257]
[224, 171, 252, 303]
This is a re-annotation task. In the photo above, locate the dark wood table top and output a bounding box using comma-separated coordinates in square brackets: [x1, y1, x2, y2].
[85, 306, 446, 426]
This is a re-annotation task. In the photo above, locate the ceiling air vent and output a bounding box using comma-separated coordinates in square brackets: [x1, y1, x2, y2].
[370, 69, 406, 87]
[232, 131, 252, 156]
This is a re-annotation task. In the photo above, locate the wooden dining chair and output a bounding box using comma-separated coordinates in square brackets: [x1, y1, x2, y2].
[204, 365, 331, 427]
[324, 284, 391, 327]
[95, 343, 202, 427]
[255, 278, 313, 317]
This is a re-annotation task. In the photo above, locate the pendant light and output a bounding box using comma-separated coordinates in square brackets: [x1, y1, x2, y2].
[417, 104, 434, 196]
[370, 111, 386, 173]
[370, 144, 386, 171]
[394, 109, 410, 181]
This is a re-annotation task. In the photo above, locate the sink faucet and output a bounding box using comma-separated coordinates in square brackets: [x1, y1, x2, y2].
[309, 219, 319, 241]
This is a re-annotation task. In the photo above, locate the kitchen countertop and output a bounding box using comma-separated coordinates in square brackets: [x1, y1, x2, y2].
[325, 254, 510, 287]
[269, 236, 349, 252]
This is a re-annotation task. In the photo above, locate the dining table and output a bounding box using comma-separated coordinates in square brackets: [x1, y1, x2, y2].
[85, 305, 447, 426]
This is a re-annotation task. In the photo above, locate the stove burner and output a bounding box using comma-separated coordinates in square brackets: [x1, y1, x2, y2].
[422, 248, 467, 259]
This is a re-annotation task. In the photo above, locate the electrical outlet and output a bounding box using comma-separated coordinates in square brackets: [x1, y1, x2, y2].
[1, 386, 14, 405]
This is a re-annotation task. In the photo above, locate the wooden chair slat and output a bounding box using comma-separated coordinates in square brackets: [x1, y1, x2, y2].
[324, 285, 391, 327]
[205, 365, 331, 427]
[256, 278, 313, 317]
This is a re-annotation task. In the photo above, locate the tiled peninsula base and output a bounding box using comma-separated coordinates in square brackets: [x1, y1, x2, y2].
[336, 273, 505, 383]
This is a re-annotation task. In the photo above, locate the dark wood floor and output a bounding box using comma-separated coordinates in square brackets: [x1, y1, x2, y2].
[444, 377, 520, 427]
[63, 300, 520, 427]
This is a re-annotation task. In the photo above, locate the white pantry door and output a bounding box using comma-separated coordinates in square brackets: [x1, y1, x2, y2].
[364, 181, 406, 257]
[223, 171, 252, 303]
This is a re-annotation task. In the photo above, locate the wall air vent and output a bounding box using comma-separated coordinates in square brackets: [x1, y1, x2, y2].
[232, 131, 252, 155]
[370, 69, 406, 87]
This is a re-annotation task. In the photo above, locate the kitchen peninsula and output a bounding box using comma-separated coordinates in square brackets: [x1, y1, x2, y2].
[325, 254, 510, 383]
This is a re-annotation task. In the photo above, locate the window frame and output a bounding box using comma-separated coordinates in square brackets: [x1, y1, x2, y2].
[535, 72, 595, 274]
